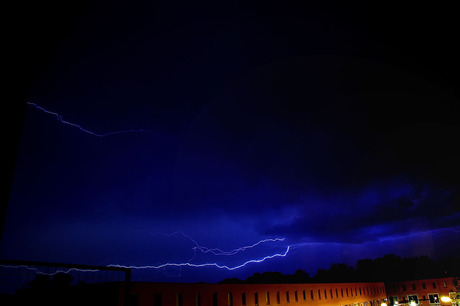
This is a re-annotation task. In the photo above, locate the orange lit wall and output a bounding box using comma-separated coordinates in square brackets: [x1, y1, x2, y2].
[126, 281, 387, 306]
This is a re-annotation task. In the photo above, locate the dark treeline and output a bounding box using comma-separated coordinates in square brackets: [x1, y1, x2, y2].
[220, 254, 460, 284]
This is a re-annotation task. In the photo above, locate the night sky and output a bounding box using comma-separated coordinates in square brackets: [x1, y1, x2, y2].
[2, 1, 460, 283]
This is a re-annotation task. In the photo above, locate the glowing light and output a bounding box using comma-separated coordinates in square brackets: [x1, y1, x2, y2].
[381, 303, 387, 306]
[108, 245, 290, 271]
[27, 102, 150, 137]
[441, 296, 452, 303]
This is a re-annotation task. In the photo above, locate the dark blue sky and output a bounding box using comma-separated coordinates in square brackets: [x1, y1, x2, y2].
[2, 1, 460, 283]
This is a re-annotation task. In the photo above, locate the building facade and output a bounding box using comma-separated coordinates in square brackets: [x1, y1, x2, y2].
[385, 277, 458, 306]
[126, 281, 388, 306]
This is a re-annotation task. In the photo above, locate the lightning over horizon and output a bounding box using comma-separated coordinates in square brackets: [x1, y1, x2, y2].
[119, 231, 291, 276]
[26, 102, 151, 137]
[22, 101, 295, 278]
[108, 245, 291, 271]
[139, 230, 286, 256]
[0, 264, 100, 276]
[0, 237, 291, 279]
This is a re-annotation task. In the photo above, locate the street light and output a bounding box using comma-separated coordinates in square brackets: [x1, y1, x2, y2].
[441, 296, 452, 303]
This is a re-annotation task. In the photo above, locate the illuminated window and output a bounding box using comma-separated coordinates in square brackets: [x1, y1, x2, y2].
[408, 295, 419, 305]
[443, 281, 447, 288]
[389, 296, 399, 306]
[428, 294, 439, 304]
[242, 293, 246, 306]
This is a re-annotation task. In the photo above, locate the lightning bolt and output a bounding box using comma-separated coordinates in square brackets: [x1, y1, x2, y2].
[0, 245, 290, 283]
[107, 231, 290, 275]
[0, 239, 291, 278]
[194, 238, 286, 256]
[26, 102, 150, 137]
[0, 264, 99, 276]
[0, 236, 292, 282]
[108, 245, 291, 271]
[23, 102, 293, 275]
[139, 230, 286, 256]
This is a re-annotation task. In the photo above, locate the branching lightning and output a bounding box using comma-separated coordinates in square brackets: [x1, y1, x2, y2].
[0, 236, 291, 278]
[108, 245, 290, 271]
[108, 231, 290, 273]
[0, 241, 290, 282]
[23, 102, 294, 276]
[140, 230, 286, 256]
[195, 238, 286, 256]
[27, 102, 150, 137]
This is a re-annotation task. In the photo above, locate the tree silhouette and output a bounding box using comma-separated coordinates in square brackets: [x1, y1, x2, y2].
[219, 254, 460, 284]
